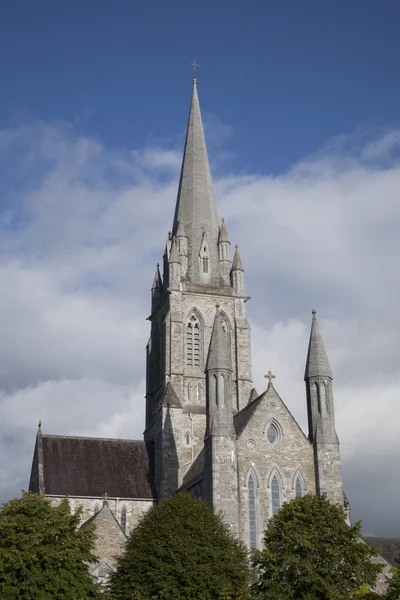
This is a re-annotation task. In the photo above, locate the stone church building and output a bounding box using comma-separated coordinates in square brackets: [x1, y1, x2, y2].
[29, 77, 399, 586]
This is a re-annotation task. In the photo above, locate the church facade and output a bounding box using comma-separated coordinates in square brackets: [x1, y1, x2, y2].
[31, 76, 397, 583]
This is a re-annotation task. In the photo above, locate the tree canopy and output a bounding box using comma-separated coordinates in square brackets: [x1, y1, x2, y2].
[252, 493, 383, 600]
[108, 492, 251, 600]
[0, 491, 100, 600]
[386, 554, 400, 599]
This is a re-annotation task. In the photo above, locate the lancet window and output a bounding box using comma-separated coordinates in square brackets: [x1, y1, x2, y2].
[248, 472, 258, 549]
[121, 506, 127, 533]
[271, 474, 282, 515]
[295, 476, 304, 498]
[186, 313, 201, 369]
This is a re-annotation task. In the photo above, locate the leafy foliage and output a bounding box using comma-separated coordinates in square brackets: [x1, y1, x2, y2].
[0, 491, 100, 599]
[108, 492, 251, 600]
[387, 554, 400, 599]
[252, 493, 383, 600]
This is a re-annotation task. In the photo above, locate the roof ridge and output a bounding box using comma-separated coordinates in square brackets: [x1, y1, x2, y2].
[42, 434, 144, 443]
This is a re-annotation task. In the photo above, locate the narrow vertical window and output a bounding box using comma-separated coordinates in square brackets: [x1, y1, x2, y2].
[248, 473, 258, 549]
[315, 381, 321, 413]
[202, 257, 209, 273]
[271, 474, 281, 515]
[295, 476, 303, 498]
[121, 506, 127, 534]
[186, 314, 201, 369]
[185, 431, 191, 445]
[94, 504, 100, 515]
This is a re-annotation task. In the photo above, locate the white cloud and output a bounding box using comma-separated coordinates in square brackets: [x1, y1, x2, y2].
[0, 120, 399, 536]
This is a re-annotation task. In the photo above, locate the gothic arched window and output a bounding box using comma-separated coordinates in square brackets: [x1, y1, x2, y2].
[186, 313, 201, 369]
[202, 256, 209, 273]
[295, 476, 304, 498]
[93, 503, 100, 515]
[121, 506, 127, 533]
[248, 472, 258, 549]
[267, 422, 279, 446]
[271, 474, 281, 515]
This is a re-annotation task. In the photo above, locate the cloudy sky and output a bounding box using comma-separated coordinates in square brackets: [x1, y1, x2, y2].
[1, 1, 400, 538]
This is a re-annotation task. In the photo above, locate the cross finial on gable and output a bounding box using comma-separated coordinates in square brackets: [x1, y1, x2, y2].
[264, 370, 276, 387]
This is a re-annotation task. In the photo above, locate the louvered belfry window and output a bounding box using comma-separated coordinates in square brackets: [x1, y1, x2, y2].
[186, 315, 201, 368]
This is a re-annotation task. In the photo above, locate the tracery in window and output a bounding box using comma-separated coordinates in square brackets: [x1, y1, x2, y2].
[248, 472, 258, 549]
[295, 476, 303, 498]
[186, 314, 201, 369]
[267, 422, 279, 446]
[271, 474, 281, 515]
[121, 506, 127, 533]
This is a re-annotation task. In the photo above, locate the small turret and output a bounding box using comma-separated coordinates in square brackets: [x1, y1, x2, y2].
[168, 237, 181, 290]
[231, 245, 245, 295]
[151, 263, 162, 310]
[305, 309, 344, 506]
[218, 218, 231, 286]
[176, 213, 188, 279]
[204, 305, 239, 532]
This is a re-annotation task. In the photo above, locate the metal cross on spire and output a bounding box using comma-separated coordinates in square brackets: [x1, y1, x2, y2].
[191, 60, 199, 80]
[264, 370, 276, 386]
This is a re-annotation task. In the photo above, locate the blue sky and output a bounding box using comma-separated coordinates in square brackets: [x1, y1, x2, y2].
[2, 1, 400, 537]
[2, 0, 400, 174]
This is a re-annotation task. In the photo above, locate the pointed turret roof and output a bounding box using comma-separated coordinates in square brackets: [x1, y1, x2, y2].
[152, 263, 162, 290]
[218, 217, 230, 243]
[304, 310, 333, 380]
[169, 237, 180, 263]
[172, 80, 219, 283]
[206, 306, 231, 371]
[232, 245, 244, 271]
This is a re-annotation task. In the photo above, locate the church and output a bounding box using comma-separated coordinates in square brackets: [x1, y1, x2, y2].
[29, 75, 399, 587]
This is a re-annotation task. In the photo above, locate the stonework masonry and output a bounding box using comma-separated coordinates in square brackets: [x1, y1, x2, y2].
[27, 77, 396, 595]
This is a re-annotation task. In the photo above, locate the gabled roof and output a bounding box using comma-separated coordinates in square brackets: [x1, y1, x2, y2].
[234, 384, 309, 443]
[30, 434, 156, 499]
[179, 448, 204, 491]
[80, 500, 125, 537]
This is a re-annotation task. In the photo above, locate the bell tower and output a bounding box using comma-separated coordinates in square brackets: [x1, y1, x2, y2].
[144, 75, 253, 500]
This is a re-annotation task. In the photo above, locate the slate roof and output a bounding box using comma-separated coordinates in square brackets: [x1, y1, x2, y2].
[36, 435, 155, 499]
[180, 447, 204, 491]
[364, 537, 400, 565]
[233, 391, 265, 437]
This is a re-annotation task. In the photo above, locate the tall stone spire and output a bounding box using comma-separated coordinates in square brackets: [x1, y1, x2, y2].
[171, 80, 219, 285]
[304, 309, 332, 380]
[304, 310, 343, 506]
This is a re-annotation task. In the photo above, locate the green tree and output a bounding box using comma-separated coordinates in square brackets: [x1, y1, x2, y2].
[387, 554, 400, 599]
[0, 491, 100, 599]
[108, 492, 251, 600]
[252, 493, 383, 600]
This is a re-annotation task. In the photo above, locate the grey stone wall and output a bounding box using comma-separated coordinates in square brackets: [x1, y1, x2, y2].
[48, 496, 154, 537]
[236, 385, 316, 549]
